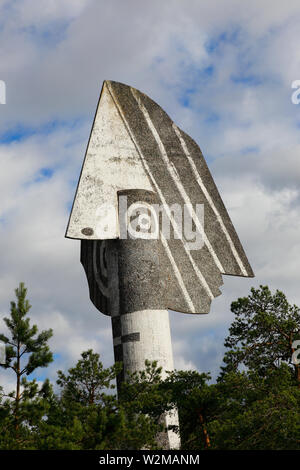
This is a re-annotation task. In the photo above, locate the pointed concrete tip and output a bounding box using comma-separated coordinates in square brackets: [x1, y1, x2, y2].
[66, 78, 254, 313]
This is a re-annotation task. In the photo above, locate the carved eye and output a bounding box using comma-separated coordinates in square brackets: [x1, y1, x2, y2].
[126, 202, 159, 240]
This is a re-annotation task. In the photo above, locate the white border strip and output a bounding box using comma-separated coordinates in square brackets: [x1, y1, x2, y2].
[160, 233, 195, 312]
[173, 123, 248, 276]
[107, 82, 214, 307]
[131, 88, 225, 274]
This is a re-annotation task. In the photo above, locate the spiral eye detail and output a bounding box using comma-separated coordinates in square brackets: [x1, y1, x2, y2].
[93, 240, 109, 297]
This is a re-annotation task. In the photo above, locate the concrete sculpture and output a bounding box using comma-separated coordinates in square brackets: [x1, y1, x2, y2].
[66, 80, 254, 448]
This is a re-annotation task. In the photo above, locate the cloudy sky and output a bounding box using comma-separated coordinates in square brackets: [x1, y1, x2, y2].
[1, 0, 300, 391]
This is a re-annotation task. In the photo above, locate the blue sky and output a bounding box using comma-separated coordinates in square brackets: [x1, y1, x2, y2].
[1, 0, 300, 392]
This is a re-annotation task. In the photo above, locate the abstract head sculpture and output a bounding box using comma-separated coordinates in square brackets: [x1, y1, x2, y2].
[66, 80, 254, 449]
[66, 80, 253, 312]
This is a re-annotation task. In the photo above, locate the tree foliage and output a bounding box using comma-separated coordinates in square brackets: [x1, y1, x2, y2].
[1, 283, 300, 450]
[0, 283, 53, 447]
[220, 285, 300, 383]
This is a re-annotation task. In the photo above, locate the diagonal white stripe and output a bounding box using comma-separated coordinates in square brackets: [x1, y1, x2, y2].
[131, 87, 225, 274]
[160, 233, 195, 313]
[172, 123, 248, 276]
[157, 196, 214, 300]
[106, 82, 214, 305]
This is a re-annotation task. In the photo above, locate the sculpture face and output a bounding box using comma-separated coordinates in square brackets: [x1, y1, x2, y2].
[66, 80, 254, 315]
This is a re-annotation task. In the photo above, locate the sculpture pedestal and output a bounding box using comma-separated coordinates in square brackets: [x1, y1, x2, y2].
[111, 309, 180, 450]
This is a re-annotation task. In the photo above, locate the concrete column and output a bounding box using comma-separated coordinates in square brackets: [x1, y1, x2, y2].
[111, 309, 179, 449]
[106, 189, 180, 449]
[117, 309, 174, 377]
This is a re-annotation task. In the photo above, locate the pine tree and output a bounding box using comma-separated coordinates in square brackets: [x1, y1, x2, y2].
[220, 285, 300, 385]
[162, 370, 216, 449]
[212, 285, 300, 450]
[56, 349, 121, 405]
[0, 282, 53, 440]
[39, 353, 163, 450]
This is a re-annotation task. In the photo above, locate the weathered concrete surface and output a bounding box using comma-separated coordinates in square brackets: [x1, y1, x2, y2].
[81, 230, 180, 449]
[66, 80, 255, 449]
[69, 80, 254, 315]
[103, 190, 180, 449]
[66, 82, 152, 240]
[112, 309, 180, 449]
